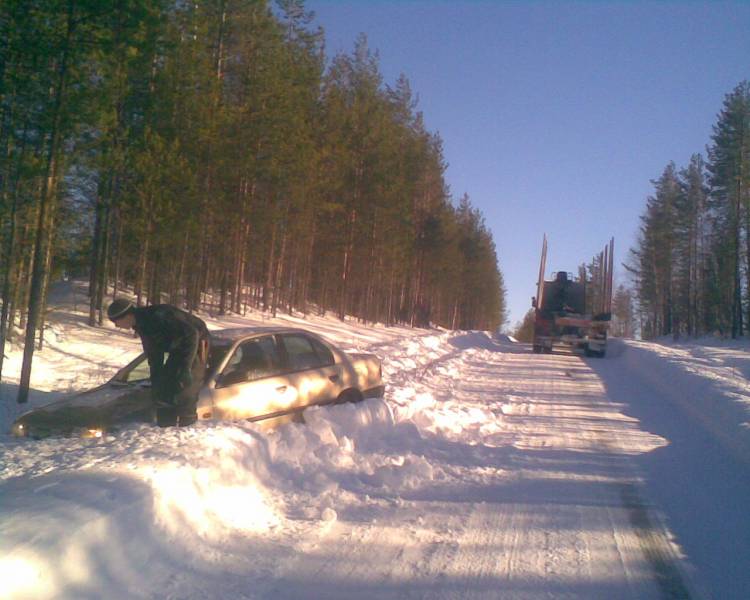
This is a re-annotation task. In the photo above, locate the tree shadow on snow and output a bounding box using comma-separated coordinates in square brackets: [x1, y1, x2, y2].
[0, 381, 65, 433]
[588, 339, 750, 599]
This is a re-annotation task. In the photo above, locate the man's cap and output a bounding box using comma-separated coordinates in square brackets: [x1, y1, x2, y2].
[107, 298, 135, 321]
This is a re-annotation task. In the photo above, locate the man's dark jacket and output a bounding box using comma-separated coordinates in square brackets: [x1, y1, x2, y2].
[132, 305, 209, 403]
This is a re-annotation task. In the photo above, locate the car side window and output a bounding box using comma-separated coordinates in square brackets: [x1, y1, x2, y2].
[282, 334, 333, 371]
[220, 336, 280, 386]
[310, 337, 335, 367]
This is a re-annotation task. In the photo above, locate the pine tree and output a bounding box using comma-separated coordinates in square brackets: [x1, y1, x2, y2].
[707, 81, 750, 338]
[611, 285, 635, 338]
[630, 163, 680, 338]
[2, 0, 509, 401]
[513, 309, 536, 342]
[674, 154, 709, 336]
[18, 0, 96, 403]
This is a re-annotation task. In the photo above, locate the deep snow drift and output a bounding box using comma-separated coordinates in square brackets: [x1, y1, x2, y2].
[1, 283, 749, 599]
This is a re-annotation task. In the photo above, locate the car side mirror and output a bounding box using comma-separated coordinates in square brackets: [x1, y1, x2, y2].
[531, 296, 537, 308]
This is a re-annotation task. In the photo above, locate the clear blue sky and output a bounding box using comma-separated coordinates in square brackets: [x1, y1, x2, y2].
[305, 0, 750, 329]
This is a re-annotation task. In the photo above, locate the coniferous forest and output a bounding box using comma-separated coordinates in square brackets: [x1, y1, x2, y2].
[629, 82, 750, 340]
[0, 0, 507, 397]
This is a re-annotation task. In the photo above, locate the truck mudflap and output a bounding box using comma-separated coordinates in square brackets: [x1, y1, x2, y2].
[584, 341, 607, 357]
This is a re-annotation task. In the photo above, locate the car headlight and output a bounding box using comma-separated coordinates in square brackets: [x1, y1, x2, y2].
[11, 422, 26, 437]
[82, 428, 104, 439]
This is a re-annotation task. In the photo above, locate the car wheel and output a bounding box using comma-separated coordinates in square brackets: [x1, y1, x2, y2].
[337, 389, 363, 404]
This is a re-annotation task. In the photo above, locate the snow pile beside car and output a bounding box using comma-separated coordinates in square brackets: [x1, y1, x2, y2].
[0, 287, 532, 598]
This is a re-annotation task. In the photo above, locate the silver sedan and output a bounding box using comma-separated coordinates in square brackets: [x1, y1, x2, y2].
[11, 327, 384, 438]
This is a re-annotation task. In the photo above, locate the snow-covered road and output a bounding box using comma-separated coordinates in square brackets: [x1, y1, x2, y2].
[590, 340, 750, 600]
[2, 296, 749, 599]
[228, 346, 678, 600]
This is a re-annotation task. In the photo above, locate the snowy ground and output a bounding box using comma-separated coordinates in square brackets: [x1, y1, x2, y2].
[1, 282, 749, 599]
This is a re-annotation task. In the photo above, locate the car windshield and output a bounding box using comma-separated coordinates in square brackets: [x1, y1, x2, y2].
[117, 339, 246, 384]
[122, 358, 152, 383]
[119, 351, 174, 383]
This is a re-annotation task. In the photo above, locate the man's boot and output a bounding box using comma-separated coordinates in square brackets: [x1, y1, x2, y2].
[156, 406, 178, 427]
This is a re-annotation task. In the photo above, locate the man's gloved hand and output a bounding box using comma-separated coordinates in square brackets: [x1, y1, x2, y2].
[177, 369, 192, 391]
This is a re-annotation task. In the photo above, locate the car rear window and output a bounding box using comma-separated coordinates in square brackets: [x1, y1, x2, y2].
[282, 334, 333, 370]
[310, 337, 335, 366]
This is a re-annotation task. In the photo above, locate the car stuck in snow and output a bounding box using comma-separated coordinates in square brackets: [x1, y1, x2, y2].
[11, 327, 384, 438]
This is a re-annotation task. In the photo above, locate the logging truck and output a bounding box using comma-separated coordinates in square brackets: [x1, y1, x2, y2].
[531, 236, 614, 357]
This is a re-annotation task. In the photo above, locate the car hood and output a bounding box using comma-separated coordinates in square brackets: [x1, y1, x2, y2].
[13, 383, 153, 438]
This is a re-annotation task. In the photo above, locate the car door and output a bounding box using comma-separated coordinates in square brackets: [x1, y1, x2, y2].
[210, 335, 293, 421]
[278, 333, 344, 407]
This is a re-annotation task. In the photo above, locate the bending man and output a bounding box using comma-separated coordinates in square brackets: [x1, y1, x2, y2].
[107, 299, 209, 427]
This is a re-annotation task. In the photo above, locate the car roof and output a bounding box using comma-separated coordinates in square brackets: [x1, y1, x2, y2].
[208, 326, 321, 344]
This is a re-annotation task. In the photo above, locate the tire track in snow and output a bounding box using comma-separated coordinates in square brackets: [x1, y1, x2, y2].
[550, 351, 694, 600]
[430, 347, 677, 599]
[616, 481, 693, 600]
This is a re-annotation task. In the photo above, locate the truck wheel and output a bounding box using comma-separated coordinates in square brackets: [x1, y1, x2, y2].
[585, 346, 606, 358]
[533, 345, 542, 354]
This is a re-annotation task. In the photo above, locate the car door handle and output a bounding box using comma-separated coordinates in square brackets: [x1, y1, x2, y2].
[328, 374, 339, 382]
[275, 385, 287, 393]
